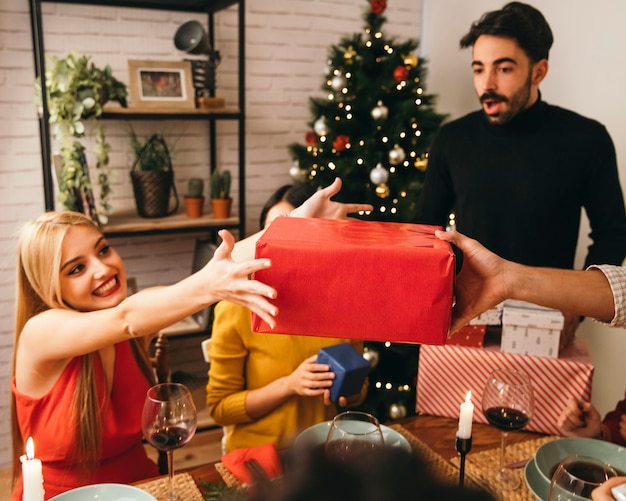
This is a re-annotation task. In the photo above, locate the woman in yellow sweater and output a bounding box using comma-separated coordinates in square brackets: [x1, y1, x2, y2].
[206, 185, 368, 452]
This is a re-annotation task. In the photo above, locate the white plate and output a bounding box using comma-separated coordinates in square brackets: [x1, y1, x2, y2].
[295, 420, 412, 452]
[49, 483, 156, 501]
[525, 457, 549, 500]
[534, 437, 626, 483]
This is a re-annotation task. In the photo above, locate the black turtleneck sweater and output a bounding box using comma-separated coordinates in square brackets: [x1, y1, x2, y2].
[416, 99, 626, 269]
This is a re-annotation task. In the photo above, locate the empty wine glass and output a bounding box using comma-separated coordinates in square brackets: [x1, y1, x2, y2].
[548, 454, 618, 500]
[324, 410, 384, 461]
[142, 383, 197, 501]
[481, 368, 534, 490]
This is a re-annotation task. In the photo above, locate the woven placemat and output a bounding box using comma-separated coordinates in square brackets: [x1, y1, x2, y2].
[137, 472, 204, 501]
[389, 424, 480, 489]
[450, 435, 558, 501]
[215, 461, 242, 487]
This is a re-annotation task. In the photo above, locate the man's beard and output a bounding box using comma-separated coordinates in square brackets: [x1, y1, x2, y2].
[479, 74, 533, 125]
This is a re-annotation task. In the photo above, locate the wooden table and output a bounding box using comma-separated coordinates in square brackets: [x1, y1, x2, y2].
[182, 413, 547, 490]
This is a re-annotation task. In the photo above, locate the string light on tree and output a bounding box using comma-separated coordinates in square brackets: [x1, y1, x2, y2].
[287, 0, 445, 423]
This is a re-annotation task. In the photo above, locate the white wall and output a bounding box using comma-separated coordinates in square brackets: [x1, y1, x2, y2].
[421, 0, 626, 416]
[0, 0, 421, 470]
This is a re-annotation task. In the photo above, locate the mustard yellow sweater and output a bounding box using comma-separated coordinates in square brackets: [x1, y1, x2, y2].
[206, 301, 365, 452]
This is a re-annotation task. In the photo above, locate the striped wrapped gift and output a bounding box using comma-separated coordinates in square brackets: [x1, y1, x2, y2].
[416, 339, 594, 435]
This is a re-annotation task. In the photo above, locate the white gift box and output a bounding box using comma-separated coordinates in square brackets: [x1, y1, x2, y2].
[501, 301, 564, 358]
[469, 302, 503, 326]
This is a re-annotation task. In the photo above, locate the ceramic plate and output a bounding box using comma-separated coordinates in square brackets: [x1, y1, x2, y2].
[534, 437, 626, 483]
[525, 457, 549, 501]
[49, 483, 156, 501]
[295, 420, 411, 452]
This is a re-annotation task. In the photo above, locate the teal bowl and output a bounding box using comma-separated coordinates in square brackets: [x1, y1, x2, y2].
[534, 437, 626, 483]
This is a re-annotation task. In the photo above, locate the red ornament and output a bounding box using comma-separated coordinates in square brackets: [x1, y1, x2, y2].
[393, 65, 409, 83]
[305, 131, 317, 146]
[370, 0, 387, 15]
[333, 134, 349, 151]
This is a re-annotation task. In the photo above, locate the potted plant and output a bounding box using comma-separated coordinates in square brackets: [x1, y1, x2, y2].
[36, 50, 127, 224]
[210, 169, 232, 218]
[129, 131, 179, 218]
[184, 177, 205, 218]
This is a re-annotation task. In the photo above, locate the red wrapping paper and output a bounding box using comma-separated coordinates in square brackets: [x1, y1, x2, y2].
[251, 218, 454, 344]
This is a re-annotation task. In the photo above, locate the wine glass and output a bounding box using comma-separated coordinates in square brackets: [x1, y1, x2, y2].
[481, 368, 534, 490]
[324, 410, 384, 461]
[142, 383, 197, 501]
[548, 454, 618, 500]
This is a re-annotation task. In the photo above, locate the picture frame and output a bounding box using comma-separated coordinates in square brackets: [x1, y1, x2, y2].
[127, 60, 196, 110]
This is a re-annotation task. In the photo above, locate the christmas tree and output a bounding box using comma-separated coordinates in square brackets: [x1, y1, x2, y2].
[288, 0, 446, 422]
[288, 0, 446, 223]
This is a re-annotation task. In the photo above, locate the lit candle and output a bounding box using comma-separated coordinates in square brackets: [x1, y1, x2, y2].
[457, 391, 474, 439]
[21, 437, 44, 501]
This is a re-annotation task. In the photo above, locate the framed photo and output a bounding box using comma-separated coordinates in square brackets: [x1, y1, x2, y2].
[127, 60, 196, 110]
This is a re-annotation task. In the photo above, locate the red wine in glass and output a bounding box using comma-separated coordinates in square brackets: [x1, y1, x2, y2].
[484, 407, 531, 431]
[142, 383, 197, 501]
[481, 369, 534, 491]
[148, 426, 194, 451]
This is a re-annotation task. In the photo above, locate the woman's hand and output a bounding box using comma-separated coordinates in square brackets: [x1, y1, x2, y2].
[557, 397, 602, 439]
[291, 178, 373, 220]
[591, 476, 626, 500]
[286, 355, 335, 397]
[203, 230, 278, 328]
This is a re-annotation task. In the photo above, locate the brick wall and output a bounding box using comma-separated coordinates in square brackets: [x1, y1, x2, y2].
[0, 0, 422, 469]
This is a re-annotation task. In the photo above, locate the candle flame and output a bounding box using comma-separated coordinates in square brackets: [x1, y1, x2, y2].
[465, 390, 472, 403]
[26, 437, 35, 460]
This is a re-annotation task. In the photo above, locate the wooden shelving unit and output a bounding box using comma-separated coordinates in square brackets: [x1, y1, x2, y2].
[29, 0, 247, 237]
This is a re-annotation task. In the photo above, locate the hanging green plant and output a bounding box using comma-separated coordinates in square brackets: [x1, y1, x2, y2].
[36, 50, 127, 224]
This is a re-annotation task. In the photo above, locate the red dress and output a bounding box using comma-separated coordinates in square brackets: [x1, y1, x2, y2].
[11, 341, 159, 500]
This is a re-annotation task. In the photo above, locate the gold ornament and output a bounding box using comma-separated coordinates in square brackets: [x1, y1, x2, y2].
[403, 53, 418, 68]
[414, 156, 428, 171]
[375, 183, 390, 198]
[344, 45, 357, 62]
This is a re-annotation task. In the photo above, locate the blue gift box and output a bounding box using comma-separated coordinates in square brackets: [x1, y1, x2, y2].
[316, 343, 370, 402]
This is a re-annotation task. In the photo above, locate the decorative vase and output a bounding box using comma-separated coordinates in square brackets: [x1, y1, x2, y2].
[184, 196, 205, 218]
[211, 198, 232, 219]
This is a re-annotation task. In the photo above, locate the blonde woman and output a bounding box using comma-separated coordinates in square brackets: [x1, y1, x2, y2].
[10, 178, 371, 499]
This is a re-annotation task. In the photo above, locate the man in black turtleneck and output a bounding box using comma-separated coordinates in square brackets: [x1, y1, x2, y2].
[416, 2, 626, 349]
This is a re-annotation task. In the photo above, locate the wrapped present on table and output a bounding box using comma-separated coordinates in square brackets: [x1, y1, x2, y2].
[416, 339, 593, 435]
[469, 302, 504, 326]
[501, 300, 564, 358]
[316, 343, 370, 402]
[251, 218, 455, 345]
[447, 325, 487, 347]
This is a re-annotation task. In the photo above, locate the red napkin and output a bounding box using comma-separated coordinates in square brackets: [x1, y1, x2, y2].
[221, 443, 283, 485]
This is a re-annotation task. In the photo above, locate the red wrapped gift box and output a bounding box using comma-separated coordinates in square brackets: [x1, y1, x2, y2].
[446, 325, 487, 347]
[416, 339, 594, 435]
[251, 218, 454, 344]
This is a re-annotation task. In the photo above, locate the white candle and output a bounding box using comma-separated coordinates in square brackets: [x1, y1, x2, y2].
[457, 390, 474, 439]
[21, 437, 44, 501]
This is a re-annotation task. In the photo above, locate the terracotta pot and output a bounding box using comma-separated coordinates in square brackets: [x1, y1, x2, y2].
[184, 196, 205, 218]
[211, 198, 232, 219]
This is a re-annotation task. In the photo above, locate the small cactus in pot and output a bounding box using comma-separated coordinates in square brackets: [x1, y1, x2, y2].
[211, 169, 232, 218]
[187, 177, 204, 198]
[184, 177, 205, 218]
[211, 169, 231, 200]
